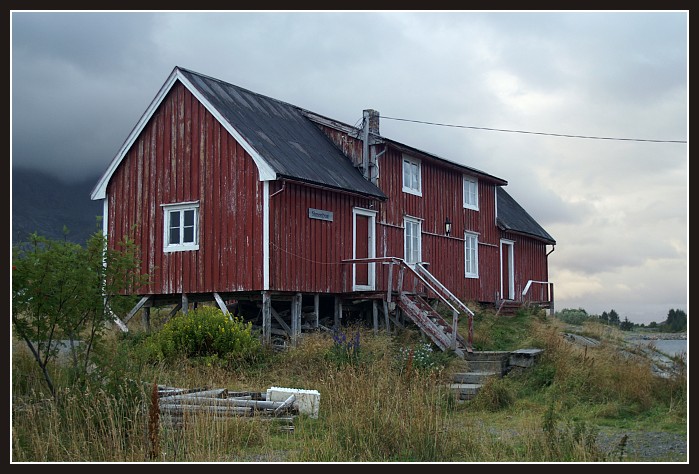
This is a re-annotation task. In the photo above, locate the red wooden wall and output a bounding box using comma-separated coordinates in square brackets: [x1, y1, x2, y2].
[315, 122, 550, 305]
[501, 230, 552, 302]
[268, 180, 375, 293]
[106, 82, 264, 295]
[105, 86, 551, 304]
[372, 147, 502, 303]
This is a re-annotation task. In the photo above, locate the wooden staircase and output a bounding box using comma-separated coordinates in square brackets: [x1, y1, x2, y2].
[341, 257, 475, 356]
[396, 293, 471, 358]
[495, 300, 524, 317]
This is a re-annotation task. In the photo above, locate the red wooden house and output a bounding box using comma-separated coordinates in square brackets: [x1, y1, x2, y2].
[91, 66, 555, 355]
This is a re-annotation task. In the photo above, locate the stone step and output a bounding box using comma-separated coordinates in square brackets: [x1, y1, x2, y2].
[465, 350, 511, 361]
[452, 371, 500, 384]
[448, 383, 482, 400]
[465, 359, 506, 374]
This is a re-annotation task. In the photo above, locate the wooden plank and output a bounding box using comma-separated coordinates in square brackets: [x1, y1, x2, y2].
[291, 293, 302, 346]
[142, 307, 151, 333]
[159, 303, 182, 326]
[213, 292, 232, 321]
[397, 266, 405, 293]
[382, 299, 391, 334]
[124, 295, 151, 324]
[271, 307, 292, 336]
[262, 292, 271, 346]
[274, 394, 296, 415]
[372, 300, 378, 335]
[160, 404, 254, 416]
[313, 294, 319, 328]
[161, 388, 227, 401]
[334, 296, 342, 328]
[386, 262, 394, 303]
[107, 307, 129, 333]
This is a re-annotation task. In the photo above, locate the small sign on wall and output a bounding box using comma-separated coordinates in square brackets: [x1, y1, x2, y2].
[308, 208, 333, 222]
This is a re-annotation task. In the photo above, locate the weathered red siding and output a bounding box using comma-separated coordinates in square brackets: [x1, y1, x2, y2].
[106, 82, 264, 295]
[269, 180, 375, 293]
[371, 147, 504, 304]
[106, 90, 550, 305]
[501, 230, 552, 302]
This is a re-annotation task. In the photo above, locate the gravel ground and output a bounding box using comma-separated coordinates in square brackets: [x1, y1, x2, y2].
[595, 429, 687, 463]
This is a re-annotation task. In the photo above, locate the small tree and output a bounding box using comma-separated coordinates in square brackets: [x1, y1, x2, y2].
[619, 316, 634, 331]
[12, 229, 148, 397]
[608, 309, 620, 326]
[664, 309, 687, 332]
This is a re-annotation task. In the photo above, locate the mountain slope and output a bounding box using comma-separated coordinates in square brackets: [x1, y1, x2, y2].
[12, 168, 103, 246]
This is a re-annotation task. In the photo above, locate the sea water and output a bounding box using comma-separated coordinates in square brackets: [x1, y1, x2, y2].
[649, 338, 687, 358]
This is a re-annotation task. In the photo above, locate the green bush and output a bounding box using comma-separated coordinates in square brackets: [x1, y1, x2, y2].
[139, 306, 261, 364]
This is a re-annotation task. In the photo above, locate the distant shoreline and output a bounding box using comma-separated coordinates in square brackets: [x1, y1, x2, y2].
[624, 332, 686, 341]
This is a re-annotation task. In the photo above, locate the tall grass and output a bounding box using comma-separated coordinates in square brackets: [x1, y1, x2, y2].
[12, 310, 686, 462]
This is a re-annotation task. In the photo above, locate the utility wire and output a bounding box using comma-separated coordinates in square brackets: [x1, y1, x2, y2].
[380, 116, 687, 144]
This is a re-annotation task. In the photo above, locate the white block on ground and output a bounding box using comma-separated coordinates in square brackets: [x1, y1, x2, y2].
[267, 386, 320, 418]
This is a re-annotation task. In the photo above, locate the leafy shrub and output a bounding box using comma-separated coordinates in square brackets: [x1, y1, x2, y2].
[555, 308, 592, 325]
[139, 306, 261, 364]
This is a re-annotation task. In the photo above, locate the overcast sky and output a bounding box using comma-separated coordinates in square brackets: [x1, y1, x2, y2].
[10, 11, 688, 325]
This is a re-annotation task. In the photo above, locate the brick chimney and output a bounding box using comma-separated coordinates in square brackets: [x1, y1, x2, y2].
[366, 109, 380, 135]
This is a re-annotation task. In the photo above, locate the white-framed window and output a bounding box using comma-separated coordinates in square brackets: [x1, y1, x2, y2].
[404, 217, 422, 264]
[463, 175, 479, 210]
[402, 155, 422, 196]
[464, 231, 479, 278]
[163, 201, 200, 252]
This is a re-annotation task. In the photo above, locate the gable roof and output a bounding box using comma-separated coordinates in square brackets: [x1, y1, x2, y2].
[91, 66, 386, 200]
[497, 188, 556, 245]
[302, 110, 508, 186]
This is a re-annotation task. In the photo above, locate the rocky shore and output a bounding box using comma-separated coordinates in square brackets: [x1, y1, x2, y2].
[624, 332, 686, 341]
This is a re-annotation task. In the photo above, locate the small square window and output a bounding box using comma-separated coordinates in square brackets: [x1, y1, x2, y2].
[163, 202, 199, 252]
[463, 176, 479, 210]
[402, 155, 422, 196]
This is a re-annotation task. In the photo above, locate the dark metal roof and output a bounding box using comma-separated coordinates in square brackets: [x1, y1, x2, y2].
[178, 67, 386, 200]
[381, 138, 508, 186]
[497, 188, 556, 245]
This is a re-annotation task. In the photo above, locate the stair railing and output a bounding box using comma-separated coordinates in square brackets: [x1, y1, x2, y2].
[414, 262, 474, 351]
[342, 256, 474, 351]
[522, 280, 555, 315]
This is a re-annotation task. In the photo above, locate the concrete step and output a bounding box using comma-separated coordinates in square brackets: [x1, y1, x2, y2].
[449, 383, 482, 400]
[465, 359, 506, 374]
[452, 371, 500, 384]
[465, 350, 511, 361]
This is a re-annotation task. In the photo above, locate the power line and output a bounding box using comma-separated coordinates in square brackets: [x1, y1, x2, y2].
[380, 116, 687, 144]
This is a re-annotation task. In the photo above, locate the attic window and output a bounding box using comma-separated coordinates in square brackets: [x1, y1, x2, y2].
[402, 155, 422, 196]
[463, 176, 479, 211]
[162, 201, 200, 252]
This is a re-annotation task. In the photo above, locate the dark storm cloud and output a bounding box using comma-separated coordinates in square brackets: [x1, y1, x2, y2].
[10, 11, 687, 324]
[12, 12, 166, 182]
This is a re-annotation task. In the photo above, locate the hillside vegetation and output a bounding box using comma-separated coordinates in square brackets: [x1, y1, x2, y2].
[11, 305, 687, 462]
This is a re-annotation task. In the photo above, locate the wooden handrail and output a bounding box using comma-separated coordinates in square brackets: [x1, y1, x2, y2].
[522, 280, 552, 297]
[415, 263, 474, 316]
[342, 256, 474, 351]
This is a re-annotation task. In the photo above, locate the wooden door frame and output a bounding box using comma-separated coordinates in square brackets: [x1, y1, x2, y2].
[500, 239, 515, 300]
[352, 207, 377, 291]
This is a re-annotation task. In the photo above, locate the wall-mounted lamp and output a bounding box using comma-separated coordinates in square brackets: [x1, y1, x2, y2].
[445, 217, 452, 237]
